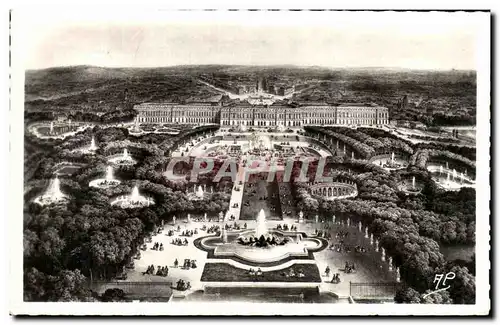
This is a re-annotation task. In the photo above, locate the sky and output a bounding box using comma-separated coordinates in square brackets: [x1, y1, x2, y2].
[14, 10, 487, 70]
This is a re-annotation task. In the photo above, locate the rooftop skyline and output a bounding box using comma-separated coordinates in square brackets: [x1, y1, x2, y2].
[15, 10, 485, 71]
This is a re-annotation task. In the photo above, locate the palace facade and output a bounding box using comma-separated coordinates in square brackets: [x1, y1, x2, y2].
[134, 101, 389, 127]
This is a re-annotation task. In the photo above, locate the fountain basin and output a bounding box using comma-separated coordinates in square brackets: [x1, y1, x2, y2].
[110, 195, 155, 208]
[53, 162, 86, 176]
[110, 185, 155, 208]
[33, 195, 68, 206]
[89, 178, 121, 189]
[196, 230, 327, 265]
[107, 151, 137, 166]
[33, 177, 68, 206]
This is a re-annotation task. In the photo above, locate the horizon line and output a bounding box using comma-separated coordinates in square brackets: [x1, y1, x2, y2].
[25, 64, 476, 73]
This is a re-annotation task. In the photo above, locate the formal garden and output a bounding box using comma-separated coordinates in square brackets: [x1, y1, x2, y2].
[23, 120, 476, 304]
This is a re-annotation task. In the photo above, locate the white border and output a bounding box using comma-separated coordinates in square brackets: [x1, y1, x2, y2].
[8, 8, 491, 316]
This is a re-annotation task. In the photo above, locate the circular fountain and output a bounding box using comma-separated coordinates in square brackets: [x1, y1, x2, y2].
[30, 120, 85, 139]
[427, 164, 475, 190]
[187, 185, 206, 201]
[89, 166, 121, 189]
[33, 176, 68, 206]
[371, 152, 408, 170]
[75, 136, 99, 154]
[399, 176, 422, 195]
[110, 185, 155, 208]
[108, 148, 137, 166]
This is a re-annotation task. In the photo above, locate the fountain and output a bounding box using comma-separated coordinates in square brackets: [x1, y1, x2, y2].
[110, 185, 155, 208]
[375, 239, 379, 252]
[89, 136, 98, 151]
[221, 228, 228, 243]
[50, 121, 54, 134]
[412, 176, 416, 190]
[396, 267, 401, 282]
[34, 176, 68, 206]
[196, 185, 204, 199]
[381, 247, 386, 261]
[173, 216, 176, 225]
[131, 186, 140, 201]
[364, 227, 369, 239]
[204, 213, 208, 222]
[89, 166, 121, 188]
[388, 257, 393, 271]
[440, 165, 443, 175]
[379, 151, 405, 170]
[298, 211, 304, 223]
[358, 221, 362, 232]
[347, 218, 350, 227]
[453, 169, 457, 181]
[108, 148, 137, 166]
[219, 211, 224, 222]
[187, 214, 192, 223]
[332, 215, 336, 224]
[446, 162, 449, 169]
[315, 215, 319, 223]
[370, 233, 374, 246]
[197, 207, 327, 266]
[255, 209, 268, 238]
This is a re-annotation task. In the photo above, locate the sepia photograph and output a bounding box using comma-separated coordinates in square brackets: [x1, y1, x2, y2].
[8, 8, 491, 316]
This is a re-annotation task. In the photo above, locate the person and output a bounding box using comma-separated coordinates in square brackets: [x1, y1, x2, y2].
[174, 258, 179, 268]
[325, 266, 331, 277]
[176, 279, 184, 290]
[256, 268, 262, 276]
